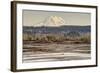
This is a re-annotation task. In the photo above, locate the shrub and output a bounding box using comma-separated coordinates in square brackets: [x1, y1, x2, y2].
[46, 35, 54, 41]
[79, 34, 91, 43]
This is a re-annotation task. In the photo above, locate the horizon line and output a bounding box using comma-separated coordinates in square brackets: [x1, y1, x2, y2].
[23, 25, 91, 27]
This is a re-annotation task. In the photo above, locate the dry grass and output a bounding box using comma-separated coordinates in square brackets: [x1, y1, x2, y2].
[23, 33, 90, 44]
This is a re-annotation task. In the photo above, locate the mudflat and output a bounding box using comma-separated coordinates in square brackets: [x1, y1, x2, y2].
[22, 42, 91, 63]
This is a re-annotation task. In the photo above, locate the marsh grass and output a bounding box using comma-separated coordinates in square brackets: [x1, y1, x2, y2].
[23, 33, 90, 44]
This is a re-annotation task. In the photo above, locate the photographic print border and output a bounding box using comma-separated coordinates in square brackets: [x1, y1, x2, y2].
[11, 1, 98, 72]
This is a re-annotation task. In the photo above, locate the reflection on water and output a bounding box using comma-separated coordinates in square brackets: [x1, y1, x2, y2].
[22, 43, 91, 63]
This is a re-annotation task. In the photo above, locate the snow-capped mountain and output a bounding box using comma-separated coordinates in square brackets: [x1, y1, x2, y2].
[23, 16, 90, 35]
[43, 16, 65, 26]
[33, 16, 66, 27]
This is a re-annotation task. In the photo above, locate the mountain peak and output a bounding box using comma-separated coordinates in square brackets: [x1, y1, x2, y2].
[44, 16, 65, 26]
[32, 16, 66, 27]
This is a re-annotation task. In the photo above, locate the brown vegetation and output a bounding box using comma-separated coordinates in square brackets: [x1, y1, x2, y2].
[23, 33, 90, 44]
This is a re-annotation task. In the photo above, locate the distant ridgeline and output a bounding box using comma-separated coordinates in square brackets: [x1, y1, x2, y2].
[23, 26, 91, 36]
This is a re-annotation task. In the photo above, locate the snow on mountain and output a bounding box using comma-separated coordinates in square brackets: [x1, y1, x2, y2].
[44, 16, 65, 26]
[33, 16, 66, 27]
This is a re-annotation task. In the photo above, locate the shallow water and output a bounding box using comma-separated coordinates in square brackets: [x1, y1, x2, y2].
[22, 43, 91, 63]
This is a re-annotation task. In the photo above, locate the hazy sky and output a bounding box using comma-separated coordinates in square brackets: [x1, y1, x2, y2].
[23, 10, 91, 26]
